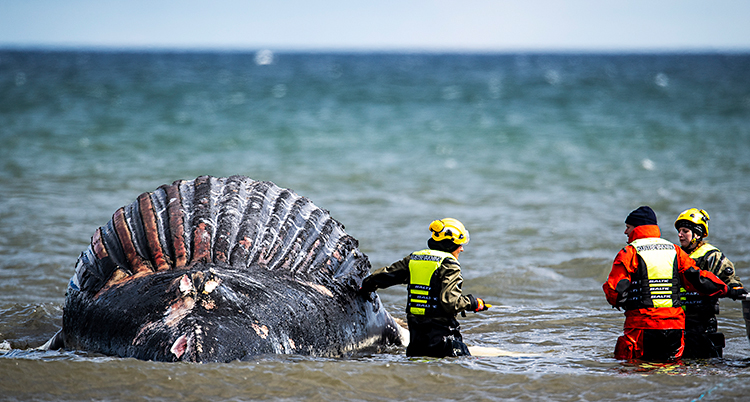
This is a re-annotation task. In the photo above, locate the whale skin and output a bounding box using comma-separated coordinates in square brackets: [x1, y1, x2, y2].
[56, 175, 407, 362]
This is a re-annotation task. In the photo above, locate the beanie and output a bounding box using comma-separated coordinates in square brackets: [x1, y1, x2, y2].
[428, 238, 460, 253]
[625, 206, 657, 227]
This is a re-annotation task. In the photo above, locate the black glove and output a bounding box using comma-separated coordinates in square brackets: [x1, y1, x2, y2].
[358, 286, 375, 302]
[727, 286, 748, 300]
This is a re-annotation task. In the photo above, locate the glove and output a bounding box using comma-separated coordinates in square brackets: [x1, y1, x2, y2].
[357, 286, 375, 302]
[475, 298, 489, 312]
[727, 286, 748, 301]
[467, 294, 489, 312]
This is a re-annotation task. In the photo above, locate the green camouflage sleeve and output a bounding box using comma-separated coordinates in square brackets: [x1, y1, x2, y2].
[438, 259, 473, 315]
[707, 250, 743, 288]
[361, 255, 410, 292]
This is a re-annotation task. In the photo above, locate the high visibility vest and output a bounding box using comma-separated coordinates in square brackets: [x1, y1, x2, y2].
[406, 249, 455, 317]
[689, 243, 721, 268]
[624, 238, 681, 310]
[680, 243, 722, 310]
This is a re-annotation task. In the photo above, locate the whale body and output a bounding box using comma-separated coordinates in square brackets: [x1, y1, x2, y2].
[53, 175, 407, 362]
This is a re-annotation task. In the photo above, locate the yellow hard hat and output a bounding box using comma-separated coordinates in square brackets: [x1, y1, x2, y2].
[429, 218, 469, 245]
[674, 208, 710, 237]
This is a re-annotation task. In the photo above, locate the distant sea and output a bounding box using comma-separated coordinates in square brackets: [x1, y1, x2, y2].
[2, 50, 750, 401]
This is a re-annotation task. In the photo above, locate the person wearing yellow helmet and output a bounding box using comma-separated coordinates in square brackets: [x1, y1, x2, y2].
[359, 218, 488, 358]
[674, 208, 747, 358]
[603, 206, 731, 361]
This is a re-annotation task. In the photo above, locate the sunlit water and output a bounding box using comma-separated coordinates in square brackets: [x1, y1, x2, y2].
[1, 50, 750, 401]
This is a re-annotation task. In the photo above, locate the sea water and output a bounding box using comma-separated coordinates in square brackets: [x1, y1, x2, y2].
[1, 50, 750, 401]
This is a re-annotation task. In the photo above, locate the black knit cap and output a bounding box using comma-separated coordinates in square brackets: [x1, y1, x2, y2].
[428, 238, 460, 253]
[625, 206, 657, 227]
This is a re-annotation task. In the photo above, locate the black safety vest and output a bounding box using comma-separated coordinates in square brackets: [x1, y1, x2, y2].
[624, 238, 681, 310]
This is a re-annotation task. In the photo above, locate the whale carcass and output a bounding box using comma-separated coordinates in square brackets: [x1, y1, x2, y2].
[52, 175, 408, 362]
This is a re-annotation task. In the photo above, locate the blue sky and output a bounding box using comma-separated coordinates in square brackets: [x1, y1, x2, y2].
[2, 0, 749, 52]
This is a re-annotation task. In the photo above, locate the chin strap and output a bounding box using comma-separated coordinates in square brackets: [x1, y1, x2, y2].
[685, 229, 704, 252]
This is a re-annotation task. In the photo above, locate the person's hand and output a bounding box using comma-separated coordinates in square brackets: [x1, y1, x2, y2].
[474, 297, 489, 312]
[358, 287, 375, 302]
[727, 286, 748, 300]
[467, 295, 489, 312]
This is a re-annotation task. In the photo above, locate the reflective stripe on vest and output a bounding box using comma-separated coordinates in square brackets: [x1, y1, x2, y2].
[625, 238, 680, 309]
[407, 249, 455, 316]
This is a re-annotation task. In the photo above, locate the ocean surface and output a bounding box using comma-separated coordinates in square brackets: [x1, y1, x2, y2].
[1, 50, 750, 401]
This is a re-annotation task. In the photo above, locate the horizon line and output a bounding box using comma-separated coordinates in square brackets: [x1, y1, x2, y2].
[3, 44, 750, 55]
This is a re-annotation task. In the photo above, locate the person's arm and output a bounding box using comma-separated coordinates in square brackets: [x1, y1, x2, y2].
[360, 256, 410, 292]
[438, 259, 476, 315]
[603, 246, 635, 308]
[678, 247, 728, 297]
[706, 250, 743, 288]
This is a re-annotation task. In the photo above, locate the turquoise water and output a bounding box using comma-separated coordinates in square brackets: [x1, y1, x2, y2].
[2, 50, 750, 401]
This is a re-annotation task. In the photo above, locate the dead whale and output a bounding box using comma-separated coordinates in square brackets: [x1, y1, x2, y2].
[50, 175, 408, 362]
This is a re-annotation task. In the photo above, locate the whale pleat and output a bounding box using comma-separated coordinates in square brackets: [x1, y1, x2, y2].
[62, 175, 407, 361]
[73, 175, 364, 295]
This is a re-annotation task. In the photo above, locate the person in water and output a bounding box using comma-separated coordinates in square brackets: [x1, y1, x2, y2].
[359, 218, 488, 358]
[674, 208, 747, 358]
[602, 206, 737, 361]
